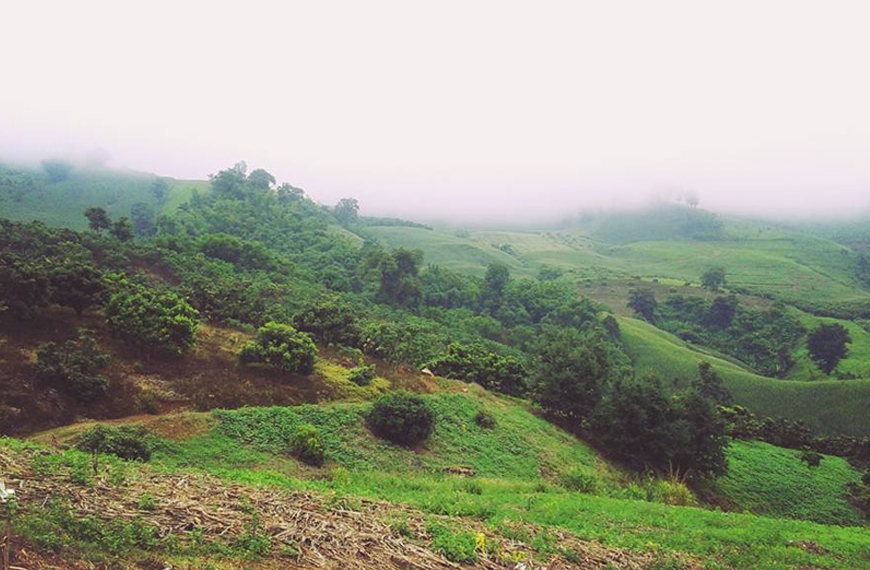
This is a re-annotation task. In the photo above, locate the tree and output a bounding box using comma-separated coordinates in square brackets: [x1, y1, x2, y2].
[367, 392, 434, 446]
[35, 331, 109, 401]
[41, 159, 74, 182]
[627, 288, 657, 323]
[105, 279, 199, 354]
[694, 362, 732, 405]
[701, 267, 726, 292]
[807, 323, 852, 375]
[426, 343, 528, 396]
[0, 252, 50, 319]
[480, 263, 510, 315]
[531, 327, 611, 424]
[706, 294, 737, 329]
[151, 177, 170, 202]
[589, 377, 728, 476]
[292, 297, 360, 346]
[50, 261, 104, 317]
[334, 198, 359, 227]
[110, 217, 134, 241]
[84, 207, 111, 232]
[130, 203, 156, 237]
[247, 168, 276, 191]
[238, 322, 318, 374]
[210, 162, 248, 199]
[685, 189, 700, 208]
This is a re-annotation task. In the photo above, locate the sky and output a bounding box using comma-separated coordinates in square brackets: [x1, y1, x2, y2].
[2, 0, 870, 223]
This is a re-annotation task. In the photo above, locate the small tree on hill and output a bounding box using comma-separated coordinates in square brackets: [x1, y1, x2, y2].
[333, 198, 359, 227]
[0, 252, 51, 320]
[701, 267, 726, 292]
[694, 362, 732, 405]
[238, 322, 318, 374]
[807, 323, 851, 375]
[105, 279, 199, 354]
[627, 288, 657, 323]
[110, 217, 134, 241]
[41, 159, 74, 182]
[35, 331, 109, 401]
[50, 261, 104, 317]
[84, 207, 111, 233]
[367, 392, 434, 446]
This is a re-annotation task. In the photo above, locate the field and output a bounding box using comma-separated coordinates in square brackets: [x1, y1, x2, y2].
[618, 316, 870, 436]
[707, 440, 864, 525]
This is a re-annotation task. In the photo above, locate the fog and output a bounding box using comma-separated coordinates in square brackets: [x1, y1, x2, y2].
[2, 1, 870, 224]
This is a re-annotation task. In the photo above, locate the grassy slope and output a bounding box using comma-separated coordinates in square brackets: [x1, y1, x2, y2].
[786, 308, 870, 380]
[709, 440, 864, 525]
[618, 316, 870, 436]
[160, 390, 613, 484]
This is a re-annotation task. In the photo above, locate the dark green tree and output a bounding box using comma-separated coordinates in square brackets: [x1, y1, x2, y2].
[807, 323, 852, 375]
[130, 203, 156, 237]
[84, 207, 111, 232]
[531, 327, 611, 424]
[367, 392, 434, 446]
[50, 261, 104, 317]
[246, 168, 276, 191]
[627, 288, 657, 323]
[105, 279, 199, 354]
[0, 252, 50, 319]
[292, 297, 360, 346]
[426, 343, 528, 396]
[41, 159, 74, 182]
[694, 362, 732, 405]
[701, 266, 726, 292]
[238, 322, 318, 374]
[111, 217, 134, 241]
[334, 198, 360, 227]
[35, 331, 109, 401]
[151, 177, 170, 202]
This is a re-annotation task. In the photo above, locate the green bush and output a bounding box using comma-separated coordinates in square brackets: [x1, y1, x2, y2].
[238, 322, 318, 374]
[426, 342, 528, 396]
[105, 278, 199, 354]
[292, 297, 360, 346]
[348, 364, 376, 386]
[35, 332, 109, 401]
[560, 468, 599, 493]
[75, 425, 155, 461]
[474, 409, 497, 429]
[288, 424, 325, 466]
[367, 392, 434, 446]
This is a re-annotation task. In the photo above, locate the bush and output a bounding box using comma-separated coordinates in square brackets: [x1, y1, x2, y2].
[560, 468, 599, 493]
[292, 297, 360, 346]
[800, 448, 823, 468]
[368, 392, 434, 446]
[348, 364, 376, 386]
[426, 523, 478, 564]
[105, 279, 199, 354]
[426, 343, 528, 396]
[288, 424, 325, 466]
[35, 332, 109, 401]
[474, 409, 496, 429]
[75, 425, 154, 461]
[238, 322, 318, 374]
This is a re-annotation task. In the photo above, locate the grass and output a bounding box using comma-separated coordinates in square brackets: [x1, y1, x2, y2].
[160, 391, 612, 483]
[706, 440, 864, 525]
[618, 316, 870, 436]
[786, 308, 870, 380]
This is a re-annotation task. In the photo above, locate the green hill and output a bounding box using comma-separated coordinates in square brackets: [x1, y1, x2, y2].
[618, 316, 870, 436]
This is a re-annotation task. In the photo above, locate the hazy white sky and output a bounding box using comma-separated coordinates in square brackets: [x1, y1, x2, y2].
[2, 0, 870, 222]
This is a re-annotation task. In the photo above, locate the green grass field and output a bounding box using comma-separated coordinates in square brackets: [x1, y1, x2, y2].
[618, 316, 870, 436]
[709, 440, 865, 525]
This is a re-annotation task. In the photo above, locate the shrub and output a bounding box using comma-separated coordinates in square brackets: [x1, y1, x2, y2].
[367, 392, 434, 446]
[474, 409, 496, 429]
[238, 322, 318, 374]
[35, 332, 109, 401]
[292, 297, 360, 346]
[288, 424, 325, 466]
[800, 448, 823, 468]
[560, 468, 599, 493]
[426, 343, 528, 396]
[348, 364, 376, 386]
[105, 278, 199, 354]
[75, 425, 154, 461]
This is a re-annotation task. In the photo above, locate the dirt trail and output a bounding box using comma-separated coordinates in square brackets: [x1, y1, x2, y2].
[0, 446, 701, 570]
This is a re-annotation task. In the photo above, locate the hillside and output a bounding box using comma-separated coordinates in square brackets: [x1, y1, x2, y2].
[3, 161, 870, 568]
